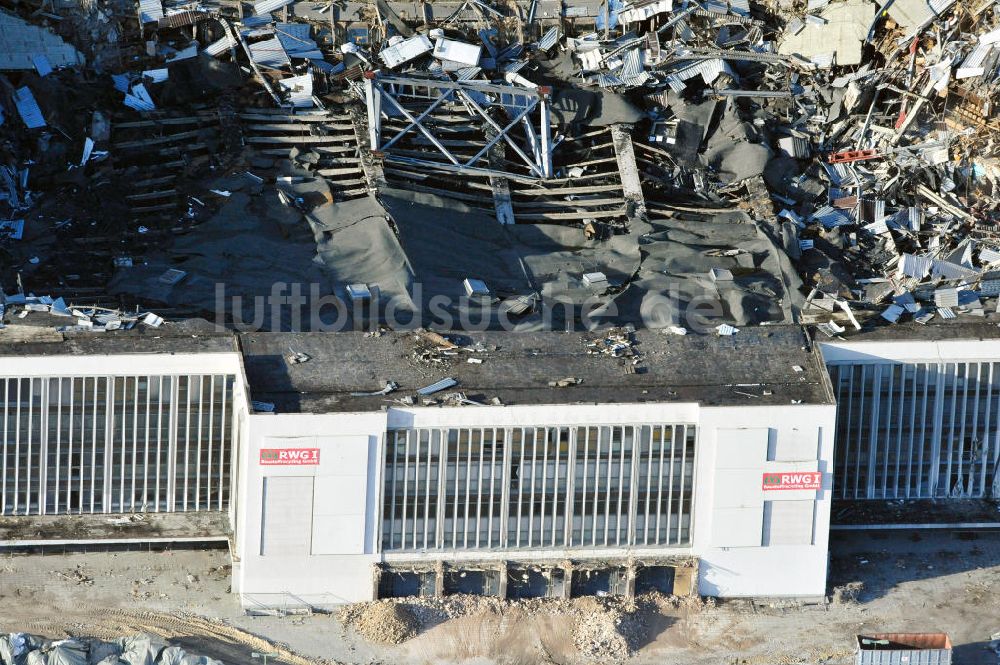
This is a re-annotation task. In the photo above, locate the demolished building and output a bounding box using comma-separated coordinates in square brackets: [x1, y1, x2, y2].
[1, 0, 1000, 608]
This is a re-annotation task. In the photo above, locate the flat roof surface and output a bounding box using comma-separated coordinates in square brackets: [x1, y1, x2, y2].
[0, 320, 237, 357]
[825, 321, 1000, 343]
[0, 511, 229, 545]
[239, 325, 834, 413]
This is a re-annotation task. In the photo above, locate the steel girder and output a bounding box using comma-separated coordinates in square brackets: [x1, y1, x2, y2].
[363, 72, 555, 179]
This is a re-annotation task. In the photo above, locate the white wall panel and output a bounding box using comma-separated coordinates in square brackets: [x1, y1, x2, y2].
[260, 476, 314, 556]
[711, 507, 762, 547]
[715, 428, 768, 468]
[312, 435, 370, 555]
[762, 500, 814, 546]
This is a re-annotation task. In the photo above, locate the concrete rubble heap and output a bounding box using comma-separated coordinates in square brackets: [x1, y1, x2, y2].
[0, 0, 998, 334]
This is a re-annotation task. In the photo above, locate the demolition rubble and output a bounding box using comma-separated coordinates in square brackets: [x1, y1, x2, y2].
[0, 0, 999, 334]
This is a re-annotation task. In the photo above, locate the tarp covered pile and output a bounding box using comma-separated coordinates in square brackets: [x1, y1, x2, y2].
[0, 634, 224, 665]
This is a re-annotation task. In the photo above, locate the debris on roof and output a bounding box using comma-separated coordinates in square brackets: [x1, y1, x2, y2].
[0, 11, 84, 70]
[0, 0, 997, 339]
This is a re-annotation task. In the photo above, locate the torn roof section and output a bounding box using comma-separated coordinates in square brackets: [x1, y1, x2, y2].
[777, 0, 875, 67]
[0, 10, 83, 70]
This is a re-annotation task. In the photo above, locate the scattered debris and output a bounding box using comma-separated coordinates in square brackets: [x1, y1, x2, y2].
[0, 0, 997, 340]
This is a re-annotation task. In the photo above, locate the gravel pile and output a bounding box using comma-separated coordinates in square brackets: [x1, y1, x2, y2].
[337, 601, 419, 644]
[572, 606, 633, 662]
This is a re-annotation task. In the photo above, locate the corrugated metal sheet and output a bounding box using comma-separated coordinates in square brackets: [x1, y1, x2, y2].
[138, 0, 164, 24]
[275, 23, 322, 59]
[14, 86, 45, 128]
[897, 253, 932, 279]
[678, 58, 728, 84]
[0, 219, 24, 240]
[619, 70, 651, 87]
[856, 635, 952, 665]
[157, 10, 208, 28]
[417, 378, 458, 395]
[124, 83, 156, 111]
[536, 25, 560, 50]
[728, 0, 749, 17]
[617, 47, 642, 78]
[928, 0, 955, 15]
[248, 35, 290, 67]
[956, 42, 994, 79]
[455, 66, 482, 80]
[980, 247, 1000, 264]
[203, 34, 235, 56]
[595, 73, 622, 88]
[275, 22, 310, 44]
[778, 136, 809, 159]
[931, 260, 976, 280]
[241, 15, 273, 27]
[811, 205, 852, 228]
[253, 0, 293, 15]
[142, 68, 168, 83]
[32, 54, 52, 76]
[665, 74, 686, 93]
[111, 73, 131, 93]
[617, 0, 673, 23]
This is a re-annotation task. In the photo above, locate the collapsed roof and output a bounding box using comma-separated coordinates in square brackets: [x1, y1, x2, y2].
[0, 0, 998, 337]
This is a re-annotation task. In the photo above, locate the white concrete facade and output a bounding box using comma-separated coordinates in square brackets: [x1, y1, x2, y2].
[0, 346, 837, 604]
[234, 400, 837, 605]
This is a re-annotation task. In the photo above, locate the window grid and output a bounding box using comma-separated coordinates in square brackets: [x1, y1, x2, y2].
[1, 374, 235, 515]
[831, 361, 1000, 499]
[381, 424, 696, 552]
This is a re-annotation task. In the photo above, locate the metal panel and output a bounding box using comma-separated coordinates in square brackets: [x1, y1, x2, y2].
[260, 476, 314, 556]
[13, 87, 45, 128]
[253, 0, 292, 15]
[138, 0, 164, 24]
[761, 500, 814, 545]
[248, 36, 290, 68]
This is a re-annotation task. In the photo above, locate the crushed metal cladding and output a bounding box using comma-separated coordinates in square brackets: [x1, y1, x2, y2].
[0, 0, 999, 335]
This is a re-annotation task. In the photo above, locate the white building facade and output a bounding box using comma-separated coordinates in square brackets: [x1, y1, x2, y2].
[234, 399, 836, 605]
[1, 327, 838, 605]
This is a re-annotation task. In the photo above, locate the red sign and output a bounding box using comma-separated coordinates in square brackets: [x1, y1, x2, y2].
[762, 471, 821, 491]
[260, 448, 320, 465]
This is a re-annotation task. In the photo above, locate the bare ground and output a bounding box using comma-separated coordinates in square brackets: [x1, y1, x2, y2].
[0, 531, 998, 665]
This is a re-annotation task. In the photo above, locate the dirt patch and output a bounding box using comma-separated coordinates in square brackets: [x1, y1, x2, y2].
[337, 602, 418, 644]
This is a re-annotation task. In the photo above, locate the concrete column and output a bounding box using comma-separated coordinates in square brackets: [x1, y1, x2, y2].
[497, 561, 508, 599]
[372, 564, 383, 600]
[625, 563, 637, 600]
[560, 562, 573, 599]
[434, 560, 445, 598]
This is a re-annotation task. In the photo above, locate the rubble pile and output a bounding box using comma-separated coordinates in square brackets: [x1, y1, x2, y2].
[0, 0, 998, 334]
[336, 592, 683, 658]
[336, 601, 419, 644]
[571, 598, 641, 662]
